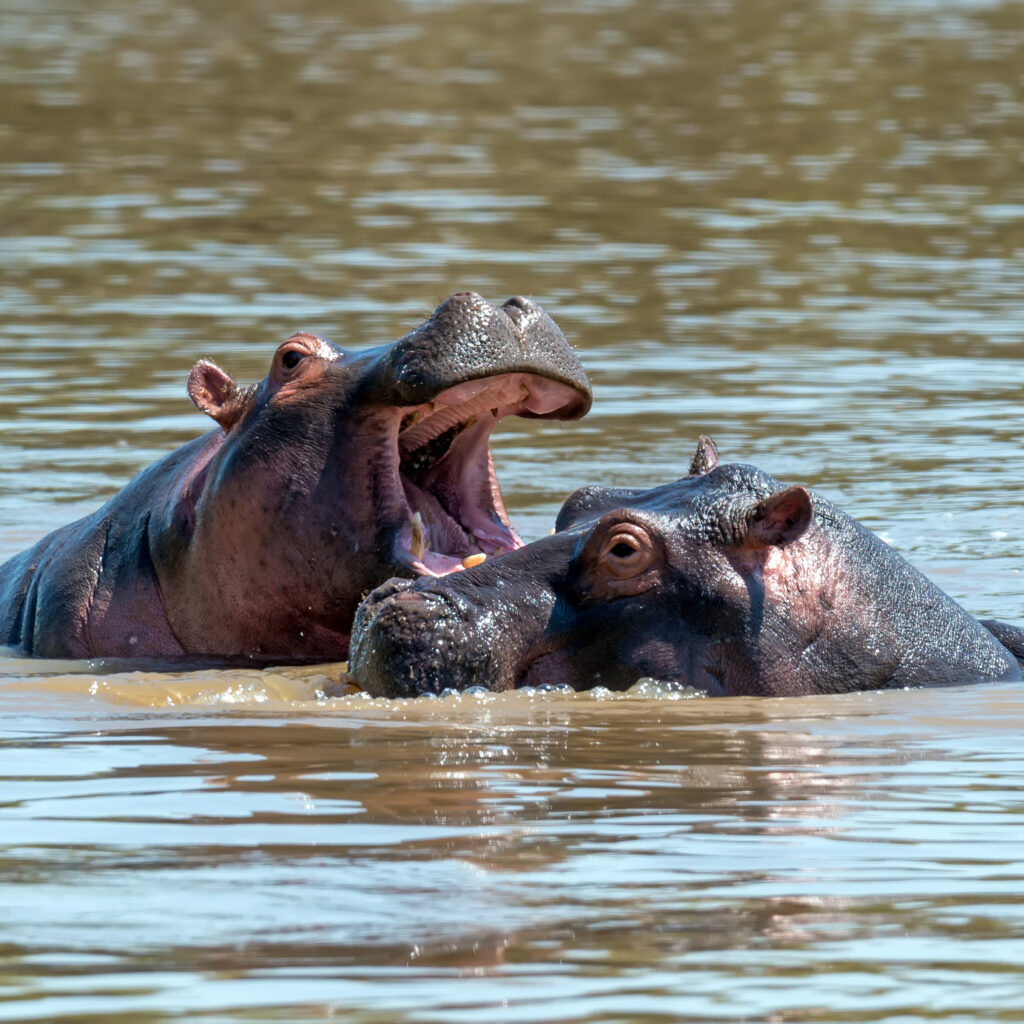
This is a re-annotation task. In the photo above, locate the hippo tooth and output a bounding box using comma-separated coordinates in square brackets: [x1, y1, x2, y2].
[461, 553, 486, 569]
[410, 511, 425, 560]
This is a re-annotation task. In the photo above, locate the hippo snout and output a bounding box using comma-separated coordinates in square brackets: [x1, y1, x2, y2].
[351, 582, 466, 698]
[350, 579, 507, 698]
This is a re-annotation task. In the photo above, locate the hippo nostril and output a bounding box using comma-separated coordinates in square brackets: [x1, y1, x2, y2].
[392, 590, 430, 604]
[364, 577, 416, 607]
[502, 296, 534, 323]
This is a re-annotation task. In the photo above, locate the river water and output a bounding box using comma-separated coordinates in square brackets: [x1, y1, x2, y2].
[2, 0, 1024, 1020]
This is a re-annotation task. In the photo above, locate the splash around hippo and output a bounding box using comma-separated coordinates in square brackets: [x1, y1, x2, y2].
[0, 292, 591, 660]
[350, 437, 1023, 698]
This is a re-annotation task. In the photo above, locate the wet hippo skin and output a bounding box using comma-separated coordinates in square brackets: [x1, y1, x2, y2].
[0, 292, 591, 660]
[351, 437, 1023, 697]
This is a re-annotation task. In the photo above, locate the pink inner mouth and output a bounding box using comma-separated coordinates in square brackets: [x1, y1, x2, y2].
[391, 373, 580, 577]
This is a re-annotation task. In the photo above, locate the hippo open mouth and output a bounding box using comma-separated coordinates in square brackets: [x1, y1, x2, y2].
[391, 372, 580, 576]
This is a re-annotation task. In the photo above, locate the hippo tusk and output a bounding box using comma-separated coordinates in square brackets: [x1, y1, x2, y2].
[410, 511, 425, 561]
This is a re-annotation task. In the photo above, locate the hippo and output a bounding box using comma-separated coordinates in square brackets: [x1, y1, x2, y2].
[350, 437, 1024, 697]
[0, 292, 591, 661]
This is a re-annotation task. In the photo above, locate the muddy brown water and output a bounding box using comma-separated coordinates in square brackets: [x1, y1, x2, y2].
[3, 1, 1024, 1020]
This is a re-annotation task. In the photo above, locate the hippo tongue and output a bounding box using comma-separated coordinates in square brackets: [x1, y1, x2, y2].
[398, 417, 523, 572]
[414, 416, 522, 554]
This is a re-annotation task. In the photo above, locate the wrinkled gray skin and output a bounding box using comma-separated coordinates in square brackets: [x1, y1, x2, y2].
[0, 292, 591, 661]
[351, 437, 1023, 697]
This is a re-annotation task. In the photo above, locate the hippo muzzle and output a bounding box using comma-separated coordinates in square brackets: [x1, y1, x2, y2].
[349, 579, 509, 697]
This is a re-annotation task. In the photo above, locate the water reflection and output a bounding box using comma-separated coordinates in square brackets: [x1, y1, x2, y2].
[4, 682, 1024, 1020]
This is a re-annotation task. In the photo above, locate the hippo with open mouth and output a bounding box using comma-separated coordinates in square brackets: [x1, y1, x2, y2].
[0, 292, 591, 660]
[350, 437, 1024, 697]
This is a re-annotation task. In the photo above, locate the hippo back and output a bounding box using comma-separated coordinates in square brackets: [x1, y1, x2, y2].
[0, 443, 207, 658]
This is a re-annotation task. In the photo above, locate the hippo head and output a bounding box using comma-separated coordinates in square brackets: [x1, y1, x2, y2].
[350, 437, 829, 697]
[160, 292, 591, 659]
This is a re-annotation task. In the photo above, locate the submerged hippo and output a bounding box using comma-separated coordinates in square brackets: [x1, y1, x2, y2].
[351, 437, 1024, 697]
[0, 292, 591, 660]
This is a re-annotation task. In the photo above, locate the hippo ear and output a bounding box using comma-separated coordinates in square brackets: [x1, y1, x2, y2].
[187, 360, 242, 431]
[688, 435, 719, 476]
[746, 486, 812, 548]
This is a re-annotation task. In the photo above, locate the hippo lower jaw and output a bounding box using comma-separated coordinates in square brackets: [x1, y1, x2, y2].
[388, 372, 579, 577]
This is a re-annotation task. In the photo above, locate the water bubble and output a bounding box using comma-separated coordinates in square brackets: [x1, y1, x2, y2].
[630, 677, 707, 700]
[537, 682, 574, 695]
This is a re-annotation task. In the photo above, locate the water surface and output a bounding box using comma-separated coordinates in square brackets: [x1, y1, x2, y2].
[2, 0, 1024, 1019]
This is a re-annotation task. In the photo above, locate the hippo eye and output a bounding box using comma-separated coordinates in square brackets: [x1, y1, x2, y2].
[596, 526, 656, 581]
[579, 515, 661, 600]
[281, 349, 305, 371]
